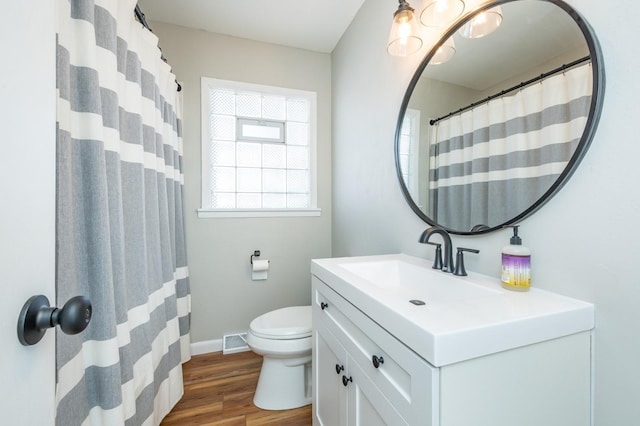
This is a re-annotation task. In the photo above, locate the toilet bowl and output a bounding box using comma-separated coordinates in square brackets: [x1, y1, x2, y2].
[246, 305, 312, 410]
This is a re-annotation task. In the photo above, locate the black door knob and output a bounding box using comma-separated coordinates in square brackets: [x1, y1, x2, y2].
[17, 295, 92, 346]
[320, 302, 328, 310]
[342, 375, 353, 387]
[335, 364, 344, 374]
[53, 296, 93, 335]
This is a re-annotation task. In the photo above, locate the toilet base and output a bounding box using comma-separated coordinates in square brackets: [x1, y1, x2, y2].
[253, 355, 312, 410]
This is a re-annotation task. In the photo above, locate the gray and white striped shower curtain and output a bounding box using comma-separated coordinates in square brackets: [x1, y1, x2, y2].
[428, 63, 592, 231]
[55, 0, 190, 424]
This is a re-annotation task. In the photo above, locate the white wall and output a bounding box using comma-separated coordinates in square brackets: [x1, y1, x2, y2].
[0, 0, 55, 422]
[149, 22, 332, 343]
[332, 0, 640, 424]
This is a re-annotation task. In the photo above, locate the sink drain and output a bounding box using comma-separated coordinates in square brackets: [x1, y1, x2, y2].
[409, 299, 426, 306]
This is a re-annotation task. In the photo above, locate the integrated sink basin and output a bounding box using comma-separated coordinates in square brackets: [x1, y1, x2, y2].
[339, 258, 500, 303]
[311, 253, 594, 366]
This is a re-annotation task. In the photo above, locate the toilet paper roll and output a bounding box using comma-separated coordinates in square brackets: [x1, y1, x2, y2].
[252, 259, 270, 272]
[252, 259, 270, 281]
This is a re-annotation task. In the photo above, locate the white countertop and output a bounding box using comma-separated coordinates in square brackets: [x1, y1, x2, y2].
[311, 253, 595, 367]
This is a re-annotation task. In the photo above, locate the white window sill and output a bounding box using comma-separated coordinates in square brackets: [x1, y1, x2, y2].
[197, 208, 322, 218]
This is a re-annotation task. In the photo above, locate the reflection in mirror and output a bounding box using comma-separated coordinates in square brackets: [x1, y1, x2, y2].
[396, 0, 604, 234]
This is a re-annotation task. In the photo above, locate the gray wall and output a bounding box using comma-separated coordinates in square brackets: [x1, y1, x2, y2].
[332, 0, 640, 424]
[150, 22, 332, 343]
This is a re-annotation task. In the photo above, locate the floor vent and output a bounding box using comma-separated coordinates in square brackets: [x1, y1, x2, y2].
[223, 332, 249, 355]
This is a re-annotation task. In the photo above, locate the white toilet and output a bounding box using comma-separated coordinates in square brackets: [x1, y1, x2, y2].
[246, 305, 312, 410]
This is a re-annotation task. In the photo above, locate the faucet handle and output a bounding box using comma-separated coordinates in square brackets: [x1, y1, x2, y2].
[454, 247, 479, 276]
[425, 241, 443, 270]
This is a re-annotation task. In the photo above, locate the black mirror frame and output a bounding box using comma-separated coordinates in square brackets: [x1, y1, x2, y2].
[394, 0, 605, 235]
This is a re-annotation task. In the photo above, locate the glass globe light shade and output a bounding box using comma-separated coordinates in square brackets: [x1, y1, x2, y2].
[388, 1, 423, 56]
[458, 6, 503, 39]
[430, 36, 456, 64]
[420, 0, 465, 27]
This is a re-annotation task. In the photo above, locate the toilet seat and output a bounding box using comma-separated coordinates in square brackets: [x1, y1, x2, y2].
[249, 306, 311, 340]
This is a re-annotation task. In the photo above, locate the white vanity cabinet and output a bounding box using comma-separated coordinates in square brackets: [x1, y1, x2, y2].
[315, 320, 407, 425]
[313, 277, 438, 426]
[312, 274, 592, 426]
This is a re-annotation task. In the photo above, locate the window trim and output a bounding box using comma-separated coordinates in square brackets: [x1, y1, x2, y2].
[196, 208, 321, 218]
[199, 77, 319, 218]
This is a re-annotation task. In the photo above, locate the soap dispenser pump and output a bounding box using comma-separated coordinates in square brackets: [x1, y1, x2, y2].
[501, 225, 531, 291]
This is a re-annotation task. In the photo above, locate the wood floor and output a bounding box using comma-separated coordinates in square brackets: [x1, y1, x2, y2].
[161, 350, 312, 425]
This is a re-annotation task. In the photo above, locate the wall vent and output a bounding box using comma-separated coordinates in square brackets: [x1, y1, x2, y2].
[223, 332, 249, 355]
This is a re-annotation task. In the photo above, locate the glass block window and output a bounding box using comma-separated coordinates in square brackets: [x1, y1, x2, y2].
[201, 78, 317, 214]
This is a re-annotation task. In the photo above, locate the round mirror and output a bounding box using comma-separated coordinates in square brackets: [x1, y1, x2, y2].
[395, 0, 604, 234]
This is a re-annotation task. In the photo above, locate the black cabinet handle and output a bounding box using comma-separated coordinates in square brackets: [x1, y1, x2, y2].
[342, 375, 353, 387]
[320, 302, 328, 310]
[335, 364, 344, 375]
[372, 355, 385, 369]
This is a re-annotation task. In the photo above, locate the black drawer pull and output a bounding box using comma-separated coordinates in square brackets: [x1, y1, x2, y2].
[320, 302, 328, 310]
[335, 364, 344, 375]
[342, 375, 353, 387]
[372, 355, 385, 369]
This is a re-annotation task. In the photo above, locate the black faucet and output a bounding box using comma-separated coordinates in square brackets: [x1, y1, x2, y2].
[419, 227, 454, 273]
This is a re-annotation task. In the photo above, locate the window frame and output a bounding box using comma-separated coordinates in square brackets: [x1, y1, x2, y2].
[198, 77, 320, 218]
[399, 108, 421, 206]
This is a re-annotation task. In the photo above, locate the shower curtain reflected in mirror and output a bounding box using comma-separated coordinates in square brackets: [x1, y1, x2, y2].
[428, 63, 592, 232]
[55, 0, 191, 424]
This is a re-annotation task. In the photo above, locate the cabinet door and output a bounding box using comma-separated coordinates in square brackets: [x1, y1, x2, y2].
[314, 321, 347, 426]
[346, 360, 409, 426]
[314, 276, 438, 426]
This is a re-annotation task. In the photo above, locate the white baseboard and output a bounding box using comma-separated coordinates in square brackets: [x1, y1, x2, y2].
[191, 338, 223, 356]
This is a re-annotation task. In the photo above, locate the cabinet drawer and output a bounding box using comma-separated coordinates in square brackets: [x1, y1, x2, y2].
[313, 277, 439, 426]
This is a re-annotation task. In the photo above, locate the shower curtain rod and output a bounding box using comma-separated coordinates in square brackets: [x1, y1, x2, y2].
[429, 55, 591, 125]
[134, 5, 182, 92]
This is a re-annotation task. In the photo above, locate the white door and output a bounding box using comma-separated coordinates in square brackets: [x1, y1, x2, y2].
[0, 0, 56, 423]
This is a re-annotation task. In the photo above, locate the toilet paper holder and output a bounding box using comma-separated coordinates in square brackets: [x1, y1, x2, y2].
[250, 250, 269, 265]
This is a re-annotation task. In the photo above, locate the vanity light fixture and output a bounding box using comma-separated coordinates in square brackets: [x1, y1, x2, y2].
[387, 0, 423, 56]
[430, 36, 456, 64]
[458, 6, 503, 38]
[420, 0, 465, 27]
